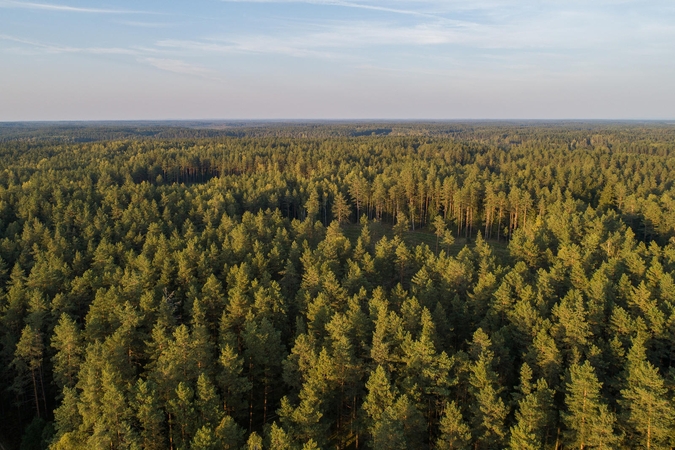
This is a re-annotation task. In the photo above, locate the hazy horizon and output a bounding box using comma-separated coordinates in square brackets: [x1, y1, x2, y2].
[3, 119, 675, 124]
[2, 0, 674, 121]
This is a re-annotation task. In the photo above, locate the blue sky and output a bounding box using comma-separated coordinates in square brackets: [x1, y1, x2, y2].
[1, 0, 674, 120]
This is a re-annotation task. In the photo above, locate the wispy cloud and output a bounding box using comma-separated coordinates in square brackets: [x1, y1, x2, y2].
[0, 0, 155, 14]
[0, 34, 141, 54]
[155, 21, 514, 60]
[147, 7, 675, 79]
[156, 37, 339, 58]
[220, 0, 445, 19]
[154, 20, 474, 60]
[117, 20, 176, 28]
[140, 57, 220, 80]
[0, 34, 222, 80]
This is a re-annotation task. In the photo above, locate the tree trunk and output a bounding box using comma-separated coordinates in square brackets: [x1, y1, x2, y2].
[31, 369, 40, 418]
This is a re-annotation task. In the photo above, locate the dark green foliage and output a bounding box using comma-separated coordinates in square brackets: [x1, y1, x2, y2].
[0, 122, 674, 449]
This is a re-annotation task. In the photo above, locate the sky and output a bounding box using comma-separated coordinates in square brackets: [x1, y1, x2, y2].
[1, 0, 674, 120]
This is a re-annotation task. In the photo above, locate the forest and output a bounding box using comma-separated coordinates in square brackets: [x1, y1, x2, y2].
[0, 121, 675, 449]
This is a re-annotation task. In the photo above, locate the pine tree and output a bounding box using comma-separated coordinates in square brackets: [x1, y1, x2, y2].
[191, 300, 216, 374]
[215, 415, 244, 449]
[333, 192, 352, 224]
[191, 426, 218, 450]
[133, 379, 165, 450]
[218, 342, 251, 417]
[169, 382, 197, 449]
[370, 394, 425, 449]
[363, 366, 428, 449]
[302, 439, 320, 450]
[51, 313, 84, 390]
[468, 331, 507, 449]
[305, 189, 321, 222]
[563, 361, 618, 449]
[247, 431, 263, 450]
[196, 373, 223, 428]
[619, 335, 674, 449]
[552, 289, 591, 364]
[199, 274, 227, 331]
[325, 311, 360, 445]
[103, 300, 143, 383]
[153, 324, 201, 397]
[289, 373, 329, 447]
[92, 367, 138, 449]
[52, 386, 82, 442]
[12, 324, 46, 418]
[437, 401, 471, 450]
[266, 422, 292, 450]
[508, 364, 555, 450]
[362, 366, 395, 424]
[432, 215, 447, 255]
[76, 343, 106, 442]
[242, 314, 286, 428]
[393, 213, 410, 238]
[370, 409, 406, 450]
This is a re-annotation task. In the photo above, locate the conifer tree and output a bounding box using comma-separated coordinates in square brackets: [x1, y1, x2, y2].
[215, 415, 245, 449]
[52, 386, 82, 443]
[133, 379, 165, 450]
[508, 364, 555, 450]
[563, 361, 618, 449]
[12, 324, 46, 417]
[333, 192, 352, 224]
[218, 342, 251, 417]
[619, 335, 674, 449]
[468, 331, 507, 449]
[437, 401, 471, 450]
[51, 313, 84, 390]
[196, 373, 223, 428]
[169, 382, 197, 449]
[247, 431, 263, 450]
[362, 365, 395, 425]
[191, 426, 218, 450]
[432, 215, 447, 255]
[93, 367, 137, 449]
[266, 422, 292, 450]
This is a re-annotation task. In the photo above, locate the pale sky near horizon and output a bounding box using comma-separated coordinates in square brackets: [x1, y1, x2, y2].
[1, 0, 674, 120]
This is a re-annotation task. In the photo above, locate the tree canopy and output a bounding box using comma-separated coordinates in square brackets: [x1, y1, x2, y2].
[0, 122, 675, 449]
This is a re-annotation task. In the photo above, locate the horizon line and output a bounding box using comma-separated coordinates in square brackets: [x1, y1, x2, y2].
[2, 119, 675, 124]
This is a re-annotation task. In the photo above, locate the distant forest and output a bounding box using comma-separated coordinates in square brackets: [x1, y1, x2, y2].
[0, 122, 675, 449]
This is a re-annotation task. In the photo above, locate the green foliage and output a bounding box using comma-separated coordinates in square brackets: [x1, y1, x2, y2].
[619, 335, 675, 449]
[508, 364, 555, 450]
[563, 361, 619, 449]
[437, 401, 471, 450]
[0, 123, 674, 449]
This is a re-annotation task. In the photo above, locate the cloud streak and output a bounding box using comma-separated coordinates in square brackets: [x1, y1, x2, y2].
[117, 20, 176, 28]
[140, 57, 220, 79]
[0, 34, 221, 81]
[220, 0, 446, 19]
[156, 37, 340, 59]
[0, 0, 155, 14]
[0, 34, 141, 54]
